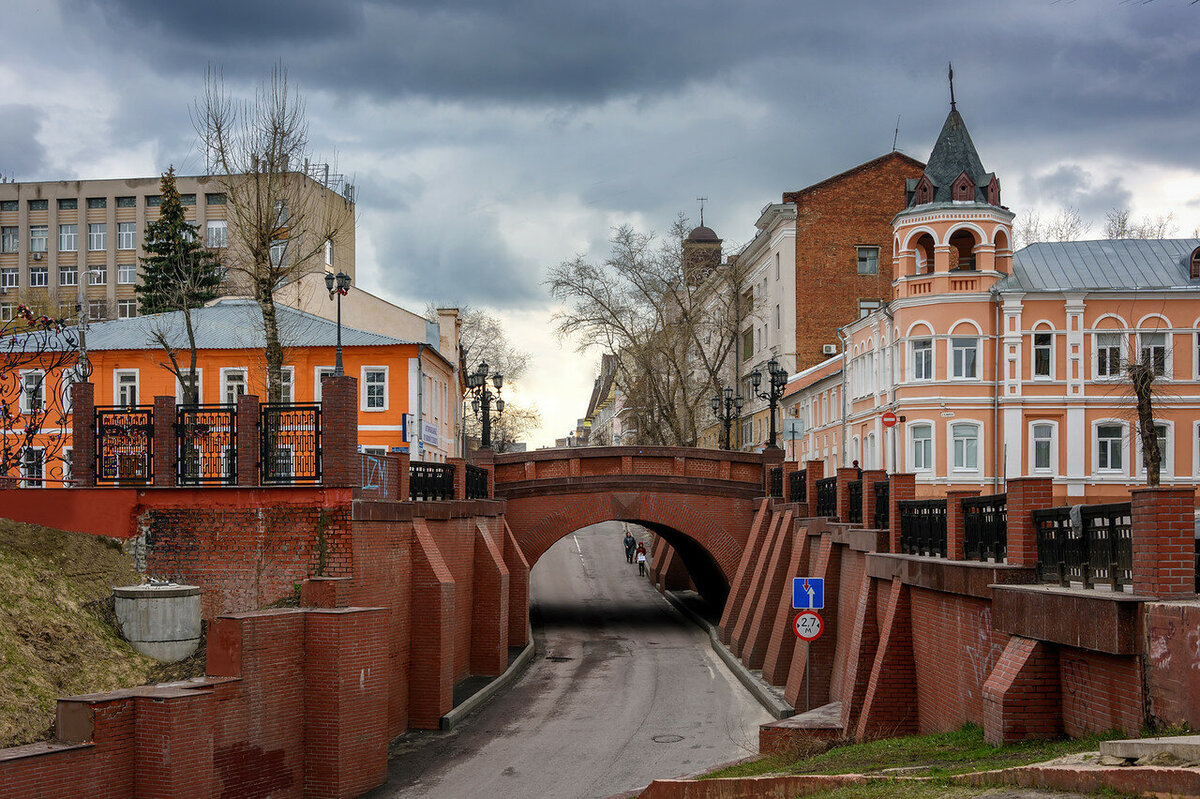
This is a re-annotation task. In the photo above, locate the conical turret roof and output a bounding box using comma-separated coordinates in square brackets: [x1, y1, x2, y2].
[906, 108, 998, 207]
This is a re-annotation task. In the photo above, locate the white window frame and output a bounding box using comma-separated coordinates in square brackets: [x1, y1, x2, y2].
[19, 369, 45, 414]
[117, 222, 136, 250]
[61, 446, 73, 486]
[220, 367, 248, 405]
[361, 366, 388, 411]
[21, 446, 44, 488]
[281, 366, 295, 404]
[911, 338, 933, 381]
[1137, 330, 1170, 378]
[1, 226, 17, 253]
[1, 267, 17, 288]
[29, 266, 48, 287]
[175, 368, 204, 404]
[949, 422, 981, 473]
[87, 300, 107, 321]
[951, 337, 979, 379]
[207, 220, 228, 249]
[1094, 331, 1125, 380]
[314, 366, 336, 402]
[61, 370, 77, 414]
[1135, 420, 1173, 479]
[1093, 420, 1128, 475]
[113, 369, 139, 407]
[59, 266, 78, 287]
[1031, 329, 1054, 380]
[29, 225, 48, 253]
[117, 263, 137, 284]
[324, 238, 333, 266]
[1029, 420, 1058, 475]
[59, 224, 77, 252]
[87, 222, 106, 252]
[88, 266, 107, 285]
[856, 246, 879, 275]
[909, 422, 934, 473]
[117, 299, 136, 319]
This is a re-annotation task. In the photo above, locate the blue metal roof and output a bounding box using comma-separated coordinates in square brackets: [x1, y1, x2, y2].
[1001, 239, 1200, 293]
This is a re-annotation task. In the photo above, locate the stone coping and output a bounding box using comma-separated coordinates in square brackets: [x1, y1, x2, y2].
[867, 553, 1037, 599]
[494, 445, 766, 465]
[991, 584, 1145, 655]
[112, 584, 200, 599]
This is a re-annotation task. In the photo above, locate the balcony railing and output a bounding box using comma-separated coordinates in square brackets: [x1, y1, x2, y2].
[872, 480, 890, 530]
[788, 469, 806, 503]
[769, 466, 783, 498]
[465, 463, 489, 500]
[410, 461, 454, 501]
[898, 499, 948, 557]
[1033, 502, 1132, 590]
[815, 477, 837, 518]
[846, 479, 863, 525]
[962, 493, 1006, 562]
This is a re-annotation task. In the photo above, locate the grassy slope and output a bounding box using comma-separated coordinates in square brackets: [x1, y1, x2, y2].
[0, 518, 188, 747]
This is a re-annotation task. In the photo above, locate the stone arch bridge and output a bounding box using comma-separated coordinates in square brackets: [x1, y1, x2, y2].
[493, 446, 774, 606]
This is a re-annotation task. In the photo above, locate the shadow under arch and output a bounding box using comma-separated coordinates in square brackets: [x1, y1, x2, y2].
[633, 521, 729, 611]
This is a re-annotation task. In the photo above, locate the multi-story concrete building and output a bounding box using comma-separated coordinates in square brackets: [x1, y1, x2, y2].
[0, 169, 355, 324]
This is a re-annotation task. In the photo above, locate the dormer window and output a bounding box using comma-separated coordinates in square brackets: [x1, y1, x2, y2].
[952, 171, 974, 202]
[914, 175, 935, 205]
[1190, 246, 1200, 280]
[986, 175, 1001, 206]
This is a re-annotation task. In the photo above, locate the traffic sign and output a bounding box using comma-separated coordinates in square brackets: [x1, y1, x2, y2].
[882, 410, 898, 428]
[792, 577, 824, 609]
[793, 611, 823, 641]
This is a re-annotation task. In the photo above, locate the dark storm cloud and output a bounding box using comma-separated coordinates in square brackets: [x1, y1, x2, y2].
[0, 105, 47, 179]
[1021, 164, 1133, 221]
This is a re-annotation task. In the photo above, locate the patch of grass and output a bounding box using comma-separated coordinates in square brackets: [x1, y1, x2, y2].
[704, 724, 1126, 781]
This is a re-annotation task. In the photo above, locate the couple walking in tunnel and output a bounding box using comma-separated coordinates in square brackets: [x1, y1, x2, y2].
[622, 526, 648, 576]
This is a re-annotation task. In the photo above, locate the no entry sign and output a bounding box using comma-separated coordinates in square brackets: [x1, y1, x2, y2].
[882, 410, 898, 428]
[792, 610, 823, 642]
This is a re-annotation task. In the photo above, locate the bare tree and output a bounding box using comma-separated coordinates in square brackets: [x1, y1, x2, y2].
[547, 217, 754, 446]
[193, 64, 353, 402]
[1013, 207, 1091, 248]
[1104, 208, 1176, 239]
[1127, 360, 1162, 486]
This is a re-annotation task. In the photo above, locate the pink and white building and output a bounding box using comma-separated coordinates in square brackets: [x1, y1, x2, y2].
[784, 103, 1200, 504]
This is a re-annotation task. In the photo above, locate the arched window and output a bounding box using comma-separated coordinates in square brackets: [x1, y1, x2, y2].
[1190, 246, 1200, 280]
[914, 233, 936, 275]
[949, 229, 978, 271]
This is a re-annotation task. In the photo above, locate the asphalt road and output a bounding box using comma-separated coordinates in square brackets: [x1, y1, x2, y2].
[371, 521, 771, 799]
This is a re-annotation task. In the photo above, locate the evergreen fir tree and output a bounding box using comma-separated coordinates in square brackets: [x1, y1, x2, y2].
[136, 166, 223, 315]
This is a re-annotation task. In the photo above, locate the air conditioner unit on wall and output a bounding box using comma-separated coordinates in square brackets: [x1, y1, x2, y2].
[822, 344, 838, 356]
[33, 252, 42, 260]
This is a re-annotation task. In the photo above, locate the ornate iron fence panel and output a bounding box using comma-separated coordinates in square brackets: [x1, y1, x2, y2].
[962, 493, 1007, 562]
[815, 476, 837, 518]
[769, 466, 783, 498]
[410, 461, 455, 501]
[1082, 503, 1133, 590]
[846, 480, 863, 525]
[95, 405, 154, 485]
[788, 469, 807, 503]
[873, 480, 890, 530]
[898, 499, 948, 557]
[176, 404, 237, 486]
[1033, 506, 1083, 586]
[260, 404, 321, 485]
[465, 463, 488, 499]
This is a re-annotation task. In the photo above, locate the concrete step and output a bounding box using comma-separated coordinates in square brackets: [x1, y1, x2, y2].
[759, 702, 844, 754]
[1100, 735, 1200, 764]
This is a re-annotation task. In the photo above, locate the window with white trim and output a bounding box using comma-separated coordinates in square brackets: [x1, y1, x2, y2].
[951, 423, 979, 470]
[0, 303, 12, 321]
[87, 223, 106, 251]
[857, 246, 879, 275]
[1096, 332, 1122, 377]
[60, 266, 78, 286]
[29, 225, 47, 252]
[223, 369, 247, 404]
[117, 222, 136, 250]
[87, 300, 106, 321]
[1138, 331, 1168, 376]
[176, 369, 202, 403]
[910, 424, 933, 471]
[281, 366, 294, 404]
[62, 447, 73, 485]
[30, 266, 47, 287]
[1, 226, 17, 252]
[59, 224, 77, 252]
[269, 239, 288, 268]
[1033, 332, 1052, 378]
[21, 447, 43, 488]
[207, 220, 228, 249]
[20, 370, 45, 413]
[117, 299, 136, 319]
[1, 268, 17, 288]
[951, 337, 978, 378]
[117, 263, 137, 284]
[858, 299, 881, 318]
[1097, 424, 1124, 471]
[1032, 423, 1054, 472]
[912, 338, 933, 381]
[116, 371, 138, 406]
[324, 238, 333, 266]
[88, 266, 107, 285]
[1138, 422, 1170, 476]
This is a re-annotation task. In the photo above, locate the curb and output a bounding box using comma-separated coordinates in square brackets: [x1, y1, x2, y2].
[440, 624, 536, 731]
[661, 590, 794, 720]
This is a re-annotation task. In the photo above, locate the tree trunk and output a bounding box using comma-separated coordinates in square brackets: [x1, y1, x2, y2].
[257, 290, 284, 404]
[1129, 362, 1159, 487]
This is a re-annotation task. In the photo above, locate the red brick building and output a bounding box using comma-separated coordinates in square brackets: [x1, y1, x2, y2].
[785, 152, 925, 369]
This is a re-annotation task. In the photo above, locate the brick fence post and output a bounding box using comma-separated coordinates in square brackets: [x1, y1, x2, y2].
[70, 382, 95, 487]
[862, 469, 886, 529]
[1006, 477, 1054, 568]
[889, 473, 917, 553]
[1132, 486, 1197, 599]
[321, 375, 358, 487]
[396, 451, 410, 501]
[236, 394, 260, 487]
[762, 447, 784, 497]
[449, 457, 467, 500]
[945, 489, 980, 561]
[782, 459, 800, 501]
[153, 395, 177, 488]
[835, 467, 858, 522]
[472, 447, 496, 499]
[804, 459, 824, 511]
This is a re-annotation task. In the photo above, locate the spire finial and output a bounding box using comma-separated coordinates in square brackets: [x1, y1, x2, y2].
[697, 196, 707, 226]
[948, 62, 956, 111]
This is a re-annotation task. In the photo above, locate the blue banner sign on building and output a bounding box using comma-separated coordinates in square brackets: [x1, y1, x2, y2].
[792, 577, 825, 610]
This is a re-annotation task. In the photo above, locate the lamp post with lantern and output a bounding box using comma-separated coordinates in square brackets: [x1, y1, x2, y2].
[750, 358, 788, 450]
[324, 271, 351, 376]
[709, 386, 743, 451]
[467, 361, 504, 450]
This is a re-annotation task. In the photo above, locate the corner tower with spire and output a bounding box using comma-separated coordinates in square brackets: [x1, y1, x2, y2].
[891, 68, 1015, 301]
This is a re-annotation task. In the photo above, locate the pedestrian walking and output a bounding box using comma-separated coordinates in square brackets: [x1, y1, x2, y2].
[623, 529, 637, 564]
[635, 542, 647, 576]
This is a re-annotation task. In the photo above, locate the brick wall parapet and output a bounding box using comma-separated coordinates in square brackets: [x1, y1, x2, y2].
[835, 467, 858, 521]
[1006, 477, 1054, 568]
[1131, 486, 1197, 600]
[888, 473, 917, 553]
[804, 460, 824, 510]
[861, 469, 886, 529]
[449, 457, 467, 500]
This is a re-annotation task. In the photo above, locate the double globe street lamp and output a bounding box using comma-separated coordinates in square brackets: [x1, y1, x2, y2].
[710, 386, 744, 451]
[750, 358, 788, 450]
[467, 361, 504, 450]
[324, 271, 352, 376]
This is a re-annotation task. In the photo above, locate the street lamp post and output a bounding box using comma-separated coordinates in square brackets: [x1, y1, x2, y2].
[467, 361, 504, 450]
[324, 271, 351, 376]
[750, 358, 788, 450]
[709, 385, 744, 450]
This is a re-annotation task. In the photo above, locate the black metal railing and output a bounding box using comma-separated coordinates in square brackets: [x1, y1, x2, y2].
[260, 404, 322, 485]
[846, 479, 863, 525]
[815, 476, 837, 517]
[1033, 502, 1132, 590]
[95, 405, 154, 485]
[769, 466, 783, 498]
[898, 499, 948, 557]
[465, 463, 488, 499]
[410, 461, 455, 501]
[873, 480, 890, 530]
[175, 404, 237, 486]
[962, 493, 1007, 562]
[789, 469, 807, 503]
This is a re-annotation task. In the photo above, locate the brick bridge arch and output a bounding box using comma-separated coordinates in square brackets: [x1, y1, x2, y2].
[493, 447, 771, 606]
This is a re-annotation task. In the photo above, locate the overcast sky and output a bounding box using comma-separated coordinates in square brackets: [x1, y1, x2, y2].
[5, 1, 1199, 446]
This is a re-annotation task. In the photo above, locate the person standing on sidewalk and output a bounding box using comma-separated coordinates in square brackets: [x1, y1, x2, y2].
[623, 529, 637, 564]
[635, 542, 648, 576]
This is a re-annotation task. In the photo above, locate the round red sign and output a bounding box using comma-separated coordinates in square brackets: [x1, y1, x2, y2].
[793, 611, 823, 642]
[882, 410, 898, 428]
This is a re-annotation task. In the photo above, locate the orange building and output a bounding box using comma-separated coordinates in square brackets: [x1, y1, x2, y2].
[7, 298, 458, 485]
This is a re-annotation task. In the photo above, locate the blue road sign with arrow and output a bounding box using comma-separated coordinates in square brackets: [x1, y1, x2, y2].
[792, 577, 824, 610]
